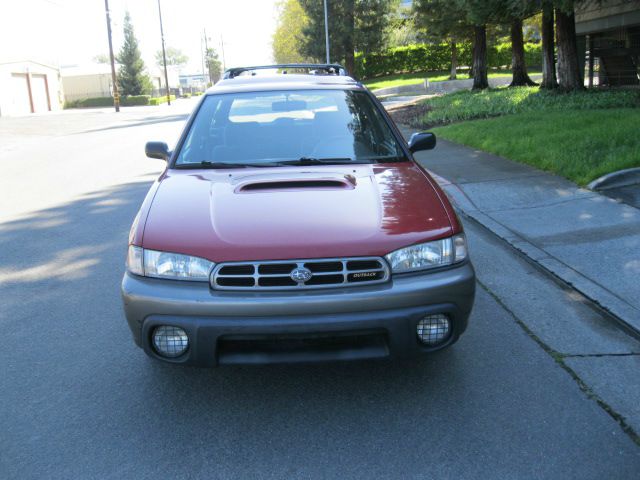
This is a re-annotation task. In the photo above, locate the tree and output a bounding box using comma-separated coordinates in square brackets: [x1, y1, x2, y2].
[205, 48, 222, 84]
[540, 1, 557, 88]
[272, 0, 310, 63]
[93, 53, 110, 64]
[298, 0, 393, 77]
[155, 46, 188, 68]
[471, 25, 489, 89]
[414, 0, 471, 80]
[457, 0, 496, 89]
[386, 0, 423, 47]
[555, 0, 583, 90]
[117, 12, 152, 96]
[485, 0, 538, 87]
[508, 17, 537, 86]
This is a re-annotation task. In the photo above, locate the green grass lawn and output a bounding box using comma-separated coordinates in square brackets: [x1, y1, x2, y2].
[432, 108, 640, 186]
[422, 86, 640, 125]
[364, 69, 541, 91]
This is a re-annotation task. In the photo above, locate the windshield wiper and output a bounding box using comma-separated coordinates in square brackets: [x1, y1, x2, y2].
[275, 157, 369, 166]
[174, 161, 279, 169]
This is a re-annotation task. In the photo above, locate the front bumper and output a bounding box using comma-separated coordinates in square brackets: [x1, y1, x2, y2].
[121, 262, 475, 366]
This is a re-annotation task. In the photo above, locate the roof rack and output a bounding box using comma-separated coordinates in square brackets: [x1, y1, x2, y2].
[223, 63, 348, 79]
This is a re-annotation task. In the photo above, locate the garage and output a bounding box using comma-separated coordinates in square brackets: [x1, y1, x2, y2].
[9, 73, 31, 115]
[31, 74, 51, 112]
[0, 61, 61, 116]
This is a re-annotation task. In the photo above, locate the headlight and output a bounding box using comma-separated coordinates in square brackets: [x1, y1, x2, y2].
[385, 234, 467, 274]
[126, 246, 214, 281]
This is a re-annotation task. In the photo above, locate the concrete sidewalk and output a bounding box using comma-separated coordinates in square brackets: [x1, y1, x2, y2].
[401, 127, 640, 335]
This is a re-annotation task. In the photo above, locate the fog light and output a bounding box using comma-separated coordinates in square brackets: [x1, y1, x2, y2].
[152, 326, 189, 358]
[417, 314, 451, 346]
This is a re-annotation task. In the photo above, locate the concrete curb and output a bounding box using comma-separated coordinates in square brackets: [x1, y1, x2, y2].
[588, 167, 640, 191]
[437, 178, 640, 340]
[372, 81, 429, 97]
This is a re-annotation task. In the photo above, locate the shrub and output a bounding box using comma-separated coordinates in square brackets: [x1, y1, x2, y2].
[121, 95, 150, 106]
[149, 95, 176, 106]
[488, 42, 542, 69]
[357, 42, 541, 79]
[356, 43, 472, 79]
[64, 96, 114, 108]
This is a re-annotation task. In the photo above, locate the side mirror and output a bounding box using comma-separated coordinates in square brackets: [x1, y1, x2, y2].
[145, 141, 170, 161]
[408, 132, 436, 153]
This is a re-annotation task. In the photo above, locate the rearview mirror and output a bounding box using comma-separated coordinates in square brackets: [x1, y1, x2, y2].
[272, 100, 307, 112]
[145, 141, 170, 161]
[408, 132, 436, 153]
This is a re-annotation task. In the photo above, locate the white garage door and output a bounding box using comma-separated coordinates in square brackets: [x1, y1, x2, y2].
[9, 74, 31, 115]
[31, 74, 50, 113]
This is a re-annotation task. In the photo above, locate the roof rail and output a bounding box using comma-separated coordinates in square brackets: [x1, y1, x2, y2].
[223, 63, 347, 79]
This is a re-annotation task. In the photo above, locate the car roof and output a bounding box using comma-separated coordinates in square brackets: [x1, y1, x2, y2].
[205, 73, 364, 95]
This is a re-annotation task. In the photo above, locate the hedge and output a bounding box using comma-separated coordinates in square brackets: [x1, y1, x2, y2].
[121, 95, 150, 106]
[64, 95, 151, 108]
[149, 95, 176, 105]
[488, 42, 542, 70]
[64, 96, 114, 108]
[356, 42, 542, 79]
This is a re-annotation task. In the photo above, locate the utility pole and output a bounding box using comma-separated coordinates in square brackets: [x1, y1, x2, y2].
[104, 0, 119, 112]
[323, 0, 330, 64]
[220, 35, 226, 72]
[157, 0, 171, 106]
[200, 33, 205, 78]
[203, 29, 211, 84]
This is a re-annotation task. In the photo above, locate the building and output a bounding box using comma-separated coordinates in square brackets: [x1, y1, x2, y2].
[576, 0, 640, 86]
[179, 73, 208, 91]
[60, 64, 115, 102]
[150, 66, 182, 97]
[0, 61, 63, 116]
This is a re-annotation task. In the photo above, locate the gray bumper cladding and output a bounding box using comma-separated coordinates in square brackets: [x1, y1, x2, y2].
[121, 262, 476, 366]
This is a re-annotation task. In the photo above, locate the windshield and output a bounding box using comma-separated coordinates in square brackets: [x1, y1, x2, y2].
[174, 89, 407, 167]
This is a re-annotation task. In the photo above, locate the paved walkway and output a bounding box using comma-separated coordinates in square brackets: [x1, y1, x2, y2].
[399, 126, 640, 335]
[374, 74, 543, 97]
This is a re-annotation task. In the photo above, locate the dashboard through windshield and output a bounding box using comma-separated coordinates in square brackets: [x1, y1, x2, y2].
[174, 89, 407, 167]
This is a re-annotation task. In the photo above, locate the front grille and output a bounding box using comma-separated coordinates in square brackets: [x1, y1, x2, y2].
[211, 257, 390, 290]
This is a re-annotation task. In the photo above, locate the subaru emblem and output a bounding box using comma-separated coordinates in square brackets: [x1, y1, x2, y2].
[290, 267, 312, 283]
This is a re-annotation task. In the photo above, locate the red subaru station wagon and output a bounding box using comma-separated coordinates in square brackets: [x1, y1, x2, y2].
[121, 64, 475, 366]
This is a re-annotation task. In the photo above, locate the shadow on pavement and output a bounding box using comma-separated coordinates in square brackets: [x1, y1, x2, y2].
[76, 113, 191, 135]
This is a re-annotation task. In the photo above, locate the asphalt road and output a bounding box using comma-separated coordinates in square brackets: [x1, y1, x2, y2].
[1, 101, 639, 479]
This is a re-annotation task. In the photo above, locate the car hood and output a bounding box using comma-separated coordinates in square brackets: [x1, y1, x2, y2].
[141, 163, 455, 262]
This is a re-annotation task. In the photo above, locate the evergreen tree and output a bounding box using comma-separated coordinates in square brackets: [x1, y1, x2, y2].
[504, 0, 538, 87]
[554, 0, 583, 91]
[540, 1, 558, 88]
[298, 0, 392, 77]
[457, 0, 497, 89]
[414, 0, 471, 80]
[117, 12, 152, 96]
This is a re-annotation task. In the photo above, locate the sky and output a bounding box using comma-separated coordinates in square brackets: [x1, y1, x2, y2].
[0, 0, 280, 74]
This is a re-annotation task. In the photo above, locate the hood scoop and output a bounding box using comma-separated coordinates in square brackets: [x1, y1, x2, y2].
[235, 174, 356, 193]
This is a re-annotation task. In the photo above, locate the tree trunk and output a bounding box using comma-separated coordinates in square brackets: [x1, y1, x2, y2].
[344, 49, 355, 78]
[541, 3, 557, 89]
[509, 18, 537, 86]
[472, 25, 488, 90]
[343, 2, 356, 77]
[450, 41, 458, 80]
[555, 7, 583, 91]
